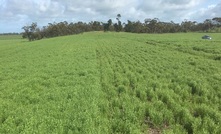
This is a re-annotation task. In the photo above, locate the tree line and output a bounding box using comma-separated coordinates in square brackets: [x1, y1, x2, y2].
[22, 14, 221, 41]
[0, 33, 20, 35]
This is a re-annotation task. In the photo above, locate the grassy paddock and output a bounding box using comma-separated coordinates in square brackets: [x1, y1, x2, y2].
[0, 35, 22, 40]
[0, 32, 221, 133]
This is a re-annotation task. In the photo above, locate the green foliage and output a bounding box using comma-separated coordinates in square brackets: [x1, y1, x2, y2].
[0, 32, 221, 133]
[22, 17, 221, 41]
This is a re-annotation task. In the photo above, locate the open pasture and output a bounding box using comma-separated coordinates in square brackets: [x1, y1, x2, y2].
[0, 32, 221, 133]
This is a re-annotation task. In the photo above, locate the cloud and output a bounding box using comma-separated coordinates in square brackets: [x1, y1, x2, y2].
[0, 0, 220, 32]
[186, 2, 221, 22]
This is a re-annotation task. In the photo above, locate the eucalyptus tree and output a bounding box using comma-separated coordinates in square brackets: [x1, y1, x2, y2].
[22, 22, 42, 41]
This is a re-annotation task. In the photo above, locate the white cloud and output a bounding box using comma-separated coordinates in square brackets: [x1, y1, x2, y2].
[187, 2, 221, 22]
[0, 0, 220, 32]
[34, 0, 51, 12]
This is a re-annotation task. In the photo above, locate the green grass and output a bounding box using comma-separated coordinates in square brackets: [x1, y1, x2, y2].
[0, 35, 22, 40]
[0, 32, 221, 133]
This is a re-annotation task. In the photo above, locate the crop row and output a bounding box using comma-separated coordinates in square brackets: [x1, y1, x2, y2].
[96, 33, 221, 133]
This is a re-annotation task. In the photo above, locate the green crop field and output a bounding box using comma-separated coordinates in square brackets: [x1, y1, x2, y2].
[0, 32, 221, 133]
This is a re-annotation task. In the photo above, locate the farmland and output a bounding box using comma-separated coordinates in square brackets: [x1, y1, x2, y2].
[0, 32, 221, 133]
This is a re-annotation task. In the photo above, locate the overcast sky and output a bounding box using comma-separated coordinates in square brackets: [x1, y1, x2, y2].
[0, 0, 221, 33]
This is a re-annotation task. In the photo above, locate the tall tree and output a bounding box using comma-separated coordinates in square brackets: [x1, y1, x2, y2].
[115, 14, 122, 32]
[212, 17, 221, 27]
[22, 22, 41, 41]
[104, 19, 113, 32]
[203, 19, 213, 32]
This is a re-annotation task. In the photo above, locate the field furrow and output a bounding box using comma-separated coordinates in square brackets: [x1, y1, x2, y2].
[0, 32, 221, 133]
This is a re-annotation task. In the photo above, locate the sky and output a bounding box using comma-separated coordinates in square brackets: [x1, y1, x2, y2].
[0, 0, 221, 33]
